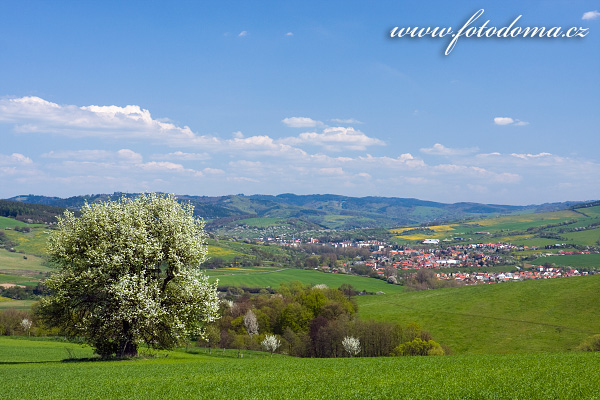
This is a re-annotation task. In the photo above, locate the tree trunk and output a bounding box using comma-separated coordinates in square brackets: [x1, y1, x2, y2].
[122, 340, 138, 358]
[121, 321, 138, 357]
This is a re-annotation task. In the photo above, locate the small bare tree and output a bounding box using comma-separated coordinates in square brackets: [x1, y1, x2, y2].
[342, 336, 361, 357]
[243, 309, 259, 338]
[261, 334, 280, 357]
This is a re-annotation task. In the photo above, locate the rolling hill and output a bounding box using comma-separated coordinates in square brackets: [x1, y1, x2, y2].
[6, 193, 583, 237]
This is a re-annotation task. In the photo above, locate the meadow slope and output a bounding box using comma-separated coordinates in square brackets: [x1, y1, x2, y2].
[357, 274, 600, 354]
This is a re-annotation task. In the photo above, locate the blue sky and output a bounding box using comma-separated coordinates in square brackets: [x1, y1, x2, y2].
[0, 1, 598, 205]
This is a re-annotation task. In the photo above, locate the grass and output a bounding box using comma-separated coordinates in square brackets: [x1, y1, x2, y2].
[390, 208, 599, 246]
[3, 228, 52, 256]
[531, 253, 600, 268]
[0, 248, 49, 272]
[0, 217, 44, 229]
[237, 217, 285, 228]
[0, 248, 50, 286]
[561, 227, 600, 246]
[207, 268, 404, 293]
[0, 273, 42, 286]
[0, 337, 599, 399]
[0, 299, 35, 310]
[205, 244, 245, 261]
[357, 274, 600, 354]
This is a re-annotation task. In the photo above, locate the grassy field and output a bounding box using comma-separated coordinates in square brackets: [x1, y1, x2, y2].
[357, 274, 600, 354]
[0, 337, 598, 399]
[3, 228, 52, 256]
[0, 216, 45, 229]
[390, 207, 600, 245]
[0, 248, 50, 285]
[0, 299, 35, 310]
[531, 253, 600, 268]
[561, 227, 600, 246]
[237, 217, 286, 227]
[207, 268, 403, 294]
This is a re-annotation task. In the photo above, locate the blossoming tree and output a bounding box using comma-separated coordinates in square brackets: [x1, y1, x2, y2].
[38, 193, 220, 358]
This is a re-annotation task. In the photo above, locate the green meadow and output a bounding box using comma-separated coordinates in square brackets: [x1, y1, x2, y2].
[531, 253, 600, 268]
[357, 274, 600, 354]
[0, 216, 43, 229]
[3, 228, 52, 255]
[391, 206, 600, 246]
[237, 217, 286, 227]
[206, 267, 403, 294]
[0, 337, 599, 399]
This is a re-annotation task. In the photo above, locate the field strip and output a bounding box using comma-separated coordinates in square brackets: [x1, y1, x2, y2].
[375, 301, 596, 334]
[208, 268, 290, 277]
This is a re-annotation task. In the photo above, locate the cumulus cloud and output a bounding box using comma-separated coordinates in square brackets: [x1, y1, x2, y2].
[285, 32, 294, 36]
[494, 117, 528, 126]
[420, 143, 479, 156]
[0, 96, 216, 147]
[282, 117, 322, 128]
[281, 127, 384, 151]
[494, 117, 514, 125]
[0, 153, 33, 165]
[238, 31, 248, 37]
[1, 96, 597, 204]
[582, 10, 600, 20]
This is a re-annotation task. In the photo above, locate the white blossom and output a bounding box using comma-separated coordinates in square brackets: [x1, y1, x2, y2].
[39, 193, 220, 357]
[261, 334, 281, 357]
[342, 336, 361, 357]
[243, 309, 259, 338]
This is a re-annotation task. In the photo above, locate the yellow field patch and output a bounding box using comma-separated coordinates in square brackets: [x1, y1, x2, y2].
[496, 234, 534, 242]
[465, 210, 579, 227]
[391, 224, 458, 241]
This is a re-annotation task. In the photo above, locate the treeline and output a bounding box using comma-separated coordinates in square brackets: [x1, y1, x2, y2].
[204, 282, 447, 357]
[0, 282, 48, 300]
[0, 200, 66, 224]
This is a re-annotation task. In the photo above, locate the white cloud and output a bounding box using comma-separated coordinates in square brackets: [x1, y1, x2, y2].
[330, 118, 363, 124]
[582, 10, 600, 20]
[159, 151, 211, 161]
[43, 150, 111, 160]
[117, 149, 143, 163]
[318, 167, 345, 175]
[285, 32, 294, 36]
[238, 31, 248, 37]
[281, 127, 384, 151]
[494, 117, 514, 125]
[420, 143, 478, 156]
[282, 117, 322, 128]
[0, 97, 214, 147]
[1, 96, 597, 204]
[510, 152, 553, 160]
[202, 167, 225, 175]
[0, 153, 33, 165]
[494, 117, 528, 126]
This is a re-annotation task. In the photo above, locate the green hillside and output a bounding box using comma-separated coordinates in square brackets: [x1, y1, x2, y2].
[531, 253, 600, 269]
[207, 267, 402, 294]
[357, 275, 600, 354]
[392, 205, 600, 247]
[1, 337, 599, 399]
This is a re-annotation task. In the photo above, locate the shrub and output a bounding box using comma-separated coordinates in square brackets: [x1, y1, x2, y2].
[578, 334, 600, 352]
[392, 338, 445, 356]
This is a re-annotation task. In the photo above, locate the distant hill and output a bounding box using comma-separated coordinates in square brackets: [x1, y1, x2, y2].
[0, 199, 66, 224]
[5, 193, 585, 234]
